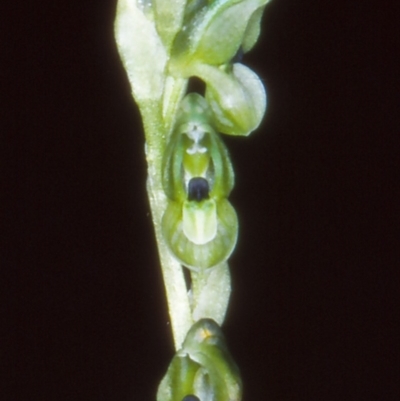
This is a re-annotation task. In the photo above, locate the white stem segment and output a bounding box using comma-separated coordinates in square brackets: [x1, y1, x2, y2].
[191, 263, 231, 325]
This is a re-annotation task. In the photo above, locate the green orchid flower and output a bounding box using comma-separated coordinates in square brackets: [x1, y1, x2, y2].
[168, 0, 269, 136]
[157, 319, 242, 401]
[162, 94, 238, 270]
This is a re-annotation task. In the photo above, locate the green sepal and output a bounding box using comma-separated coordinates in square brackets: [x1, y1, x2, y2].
[157, 319, 242, 401]
[196, 63, 266, 136]
[174, 90, 214, 130]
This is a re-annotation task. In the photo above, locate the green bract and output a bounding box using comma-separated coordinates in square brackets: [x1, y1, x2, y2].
[153, 0, 187, 50]
[157, 319, 242, 401]
[170, 0, 271, 70]
[162, 94, 238, 270]
[114, 0, 168, 102]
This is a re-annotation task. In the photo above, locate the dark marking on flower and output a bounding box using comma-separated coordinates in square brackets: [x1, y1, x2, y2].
[182, 395, 200, 401]
[188, 177, 209, 202]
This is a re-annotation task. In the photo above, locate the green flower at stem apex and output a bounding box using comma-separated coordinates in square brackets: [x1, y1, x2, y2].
[168, 0, 269, 136]
[157, 319, 242, 401]
[162, 94, 238, 270]
[114, 0, 268, 136]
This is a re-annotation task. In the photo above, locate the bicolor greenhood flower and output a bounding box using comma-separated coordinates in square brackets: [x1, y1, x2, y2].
[162, 94, 238, 270]
[157, 319, 242, 401]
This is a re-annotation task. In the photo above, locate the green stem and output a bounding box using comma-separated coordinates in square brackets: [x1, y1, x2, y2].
[140, 98, 193, 350]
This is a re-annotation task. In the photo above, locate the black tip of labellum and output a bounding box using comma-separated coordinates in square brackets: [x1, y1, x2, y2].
[182, 395, 200, 401]
[186, 76, 206, 95]
[188, 177, 210, 202]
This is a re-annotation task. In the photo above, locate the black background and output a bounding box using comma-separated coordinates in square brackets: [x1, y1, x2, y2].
[2, 1, 398, 400]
